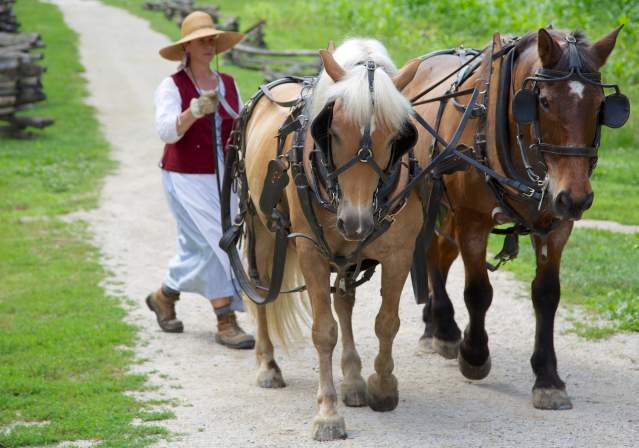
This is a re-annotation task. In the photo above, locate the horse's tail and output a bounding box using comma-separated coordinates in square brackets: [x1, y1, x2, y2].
[243, 215, 310, 347]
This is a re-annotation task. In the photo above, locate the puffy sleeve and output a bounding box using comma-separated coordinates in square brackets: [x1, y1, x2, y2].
[154, 77, 182, 144]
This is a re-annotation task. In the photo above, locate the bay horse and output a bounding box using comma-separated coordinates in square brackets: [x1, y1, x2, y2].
[403, 26, 627, 410]
[237, 39, 422, 440]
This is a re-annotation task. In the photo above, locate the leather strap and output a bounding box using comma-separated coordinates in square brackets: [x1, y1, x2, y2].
[533, 143, 598, 157]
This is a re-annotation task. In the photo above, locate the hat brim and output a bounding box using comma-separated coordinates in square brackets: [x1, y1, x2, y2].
[159, 28, 244, 61]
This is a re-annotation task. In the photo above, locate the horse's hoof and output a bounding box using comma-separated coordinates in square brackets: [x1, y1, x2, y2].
[256, 365, 286, 389]
[532, 388, 573, 410]
[341, 377, 367, 407]
[458, 351, 491, 380]
[432, 337, 460, 359]
[367, 373, 399, 412]
[417, 335, 435, 353]
[311, 414, 347, 441]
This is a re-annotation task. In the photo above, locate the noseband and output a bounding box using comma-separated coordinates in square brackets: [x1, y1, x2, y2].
[510, 33, 630, 184]
[310, 60, 418, 213]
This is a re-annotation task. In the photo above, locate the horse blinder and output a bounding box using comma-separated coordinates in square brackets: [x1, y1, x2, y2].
[310, 102, 334, 153]
[389, 122, 418, 166]
[512, 88, 537, 124]
[600, 92, 630, 129]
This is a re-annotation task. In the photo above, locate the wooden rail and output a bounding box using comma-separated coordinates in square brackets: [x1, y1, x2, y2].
[0, 0, 54, 138]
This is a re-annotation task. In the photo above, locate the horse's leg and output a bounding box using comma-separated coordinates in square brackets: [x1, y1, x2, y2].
[530, 222, 573, 410]
[334, 286, 367, 407]
[254, 303, 285, 388]
[251, 216, 285, 388]
[367, 252, 413, 412]
[420, 217, 461, 359]
[456, 209, 493, 380]
[297, 243, 345, 441]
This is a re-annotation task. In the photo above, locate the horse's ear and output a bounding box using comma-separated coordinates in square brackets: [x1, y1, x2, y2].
[327, 41, 336, 54]
[392, 58, 421, 91]
[493, 32, 502, 47]
[538, 28, 562, 68]
[590, 25, 623, 68]
[319, 49, 345, 82]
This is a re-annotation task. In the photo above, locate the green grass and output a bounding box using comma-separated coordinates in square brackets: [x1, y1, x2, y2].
[0, 1, 169, 446]
[588, 146, 639, 223]
[488, 228, 639, 338]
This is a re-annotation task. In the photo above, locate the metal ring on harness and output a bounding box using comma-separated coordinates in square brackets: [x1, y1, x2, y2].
[357, 147, 372, 162]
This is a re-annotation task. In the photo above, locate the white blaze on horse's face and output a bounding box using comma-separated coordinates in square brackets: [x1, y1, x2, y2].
[331, 105, 385, 241]
[534, 26, 623, 220]
[568, 81, 585, 99]
[536, 82, 599, 220]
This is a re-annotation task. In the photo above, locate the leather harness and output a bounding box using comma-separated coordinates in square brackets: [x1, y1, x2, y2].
[219, 33, 630, 304]
[220, 63, 479, 305]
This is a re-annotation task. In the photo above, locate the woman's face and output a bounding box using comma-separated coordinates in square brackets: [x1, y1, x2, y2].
[184, 36, 216, 65]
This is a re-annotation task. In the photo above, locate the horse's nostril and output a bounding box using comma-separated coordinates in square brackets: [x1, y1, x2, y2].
[583, 192, 594, 210]
[337, 217, 345, 233]
[556, 191, 572, 212]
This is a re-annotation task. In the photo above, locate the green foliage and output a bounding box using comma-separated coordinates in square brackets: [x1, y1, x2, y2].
[488, 228, 639, 338]
[588, 146, 639, 223]
[0, 1, 169, 446]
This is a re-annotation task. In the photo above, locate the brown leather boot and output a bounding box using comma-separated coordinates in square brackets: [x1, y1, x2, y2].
[145, 286, 184, 333]
[215, 312, 255, 349]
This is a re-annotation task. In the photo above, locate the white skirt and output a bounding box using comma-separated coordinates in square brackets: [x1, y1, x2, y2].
[161, 169, 243, 310]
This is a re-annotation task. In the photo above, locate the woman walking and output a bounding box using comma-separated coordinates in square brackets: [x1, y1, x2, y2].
[147, 11, 254, 349]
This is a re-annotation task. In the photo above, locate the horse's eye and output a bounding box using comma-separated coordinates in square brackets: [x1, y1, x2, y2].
[539, 97, 550, 109]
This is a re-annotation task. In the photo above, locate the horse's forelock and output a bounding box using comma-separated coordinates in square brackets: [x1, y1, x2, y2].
[311, 38, 412, 131]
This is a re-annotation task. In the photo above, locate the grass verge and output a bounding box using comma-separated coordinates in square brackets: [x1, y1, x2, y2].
[0, 1, 170, 446]
[488, 228, 639, 339]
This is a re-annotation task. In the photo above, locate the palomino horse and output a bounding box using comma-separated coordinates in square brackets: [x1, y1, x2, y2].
[403, 26, 627, 410]
[239, 39, 422, 440]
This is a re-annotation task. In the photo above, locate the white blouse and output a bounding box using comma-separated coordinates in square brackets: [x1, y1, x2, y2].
[153, 71, 242, 147]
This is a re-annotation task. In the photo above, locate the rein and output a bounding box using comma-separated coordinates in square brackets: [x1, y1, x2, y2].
[409, 32, 629, 271]
[220, 56, 481, 304]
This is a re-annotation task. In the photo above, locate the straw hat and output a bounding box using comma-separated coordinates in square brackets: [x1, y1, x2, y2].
[159, 11, 244, 61]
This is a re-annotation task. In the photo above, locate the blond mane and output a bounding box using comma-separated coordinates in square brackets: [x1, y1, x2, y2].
[311, 38, 413, 132]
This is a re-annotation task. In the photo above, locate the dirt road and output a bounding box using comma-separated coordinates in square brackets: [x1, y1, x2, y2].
[53, 1, 639, 446]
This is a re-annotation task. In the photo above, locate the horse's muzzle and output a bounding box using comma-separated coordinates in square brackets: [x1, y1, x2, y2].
[336, 209, 374, 241]
[553, 190, 594, 220]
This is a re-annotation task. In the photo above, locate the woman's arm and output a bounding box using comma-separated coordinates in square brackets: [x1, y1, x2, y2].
[154, 77, 184, 144]
[155, 78, 218, 143]
[176, 108, 197, 137]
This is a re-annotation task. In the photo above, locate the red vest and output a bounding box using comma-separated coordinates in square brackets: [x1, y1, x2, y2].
[160, 69, 240, 174]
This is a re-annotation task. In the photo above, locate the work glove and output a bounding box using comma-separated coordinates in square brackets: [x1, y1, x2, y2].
[190, 90, 219, 118]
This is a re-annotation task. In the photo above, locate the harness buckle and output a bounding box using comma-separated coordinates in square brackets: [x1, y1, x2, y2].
[523, 187, 536, 198]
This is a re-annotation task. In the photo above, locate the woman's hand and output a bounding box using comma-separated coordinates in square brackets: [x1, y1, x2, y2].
[190, 90, 219, 118]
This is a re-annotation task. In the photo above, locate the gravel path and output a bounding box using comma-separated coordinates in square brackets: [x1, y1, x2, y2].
[575, 219, 639, 234]
[53, 1, 639, 446]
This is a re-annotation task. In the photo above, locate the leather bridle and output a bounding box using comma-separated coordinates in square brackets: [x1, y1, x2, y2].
[310, 60, 418, 218]
[510, 33, 630, 186]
